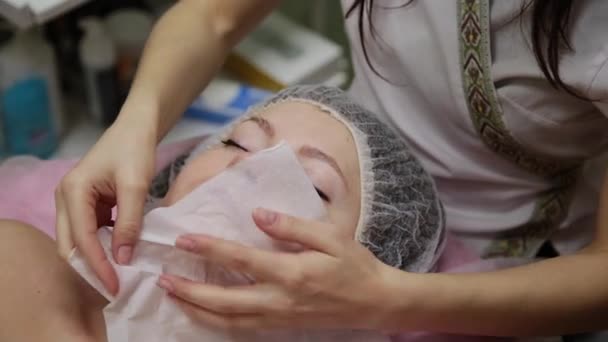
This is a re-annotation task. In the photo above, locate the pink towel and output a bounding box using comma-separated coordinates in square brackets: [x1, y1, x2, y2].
[0, 137, 204, 238]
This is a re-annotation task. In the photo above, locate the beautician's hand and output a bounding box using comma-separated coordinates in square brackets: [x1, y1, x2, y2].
[158, 209, 404, 331]
[56, 118, 156, 295]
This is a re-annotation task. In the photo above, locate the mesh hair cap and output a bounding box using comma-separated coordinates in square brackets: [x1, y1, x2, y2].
[182, 85, 446, 273]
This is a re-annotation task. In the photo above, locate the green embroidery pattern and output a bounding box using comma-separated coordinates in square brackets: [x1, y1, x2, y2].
[458, 0, 581, 257]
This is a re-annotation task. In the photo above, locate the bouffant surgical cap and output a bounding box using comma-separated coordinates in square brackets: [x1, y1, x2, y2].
[150, 85, 445, 273]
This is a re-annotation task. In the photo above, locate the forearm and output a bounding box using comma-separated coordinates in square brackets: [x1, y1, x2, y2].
[116, 0, 280, 141]
[386, 248, 608, 336]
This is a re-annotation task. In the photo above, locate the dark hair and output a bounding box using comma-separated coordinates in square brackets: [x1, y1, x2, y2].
[345, 0, 584, 99]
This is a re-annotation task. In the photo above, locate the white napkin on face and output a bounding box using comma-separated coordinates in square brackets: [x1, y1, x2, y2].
[69, 142, 389, 342]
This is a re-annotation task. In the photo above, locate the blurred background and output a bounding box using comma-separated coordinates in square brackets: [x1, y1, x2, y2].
[0, 0, 352, 160]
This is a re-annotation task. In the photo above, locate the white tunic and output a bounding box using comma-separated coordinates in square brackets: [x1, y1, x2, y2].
[342, 0, 608, 256]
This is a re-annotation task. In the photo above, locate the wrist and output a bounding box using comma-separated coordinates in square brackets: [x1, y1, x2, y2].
[115, 93, 163, 143]
[374, 267, 464, 333]
[370, 265, 421, 332]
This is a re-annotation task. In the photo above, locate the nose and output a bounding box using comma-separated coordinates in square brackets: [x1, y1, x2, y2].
[226, 153, 246, 168]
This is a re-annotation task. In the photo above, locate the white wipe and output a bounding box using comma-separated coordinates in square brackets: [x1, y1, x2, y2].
[69, 142, 388, 342]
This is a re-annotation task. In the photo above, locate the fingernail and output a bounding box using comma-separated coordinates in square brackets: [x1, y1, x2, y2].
[255, 208, 278, 226]
[157, 276, 174, 292]
[175, 237, 197, 251]
[117, 245, 133, 265]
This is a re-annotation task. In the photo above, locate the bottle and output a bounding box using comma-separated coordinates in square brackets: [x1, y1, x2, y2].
[0, 23, 10, 161]
[0, 28, 61, 158]
[79, 17, 119, 126]
[0, 114, 6, 160]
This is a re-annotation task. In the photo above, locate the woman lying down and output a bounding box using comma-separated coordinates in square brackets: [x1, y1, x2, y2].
[0, 85, 445, 341]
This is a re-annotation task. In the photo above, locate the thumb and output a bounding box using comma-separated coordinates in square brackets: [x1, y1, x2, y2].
[111, 182, 147, 265]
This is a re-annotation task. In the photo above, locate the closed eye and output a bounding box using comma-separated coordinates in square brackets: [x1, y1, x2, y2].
[221, 139, 249, 152]
[315, 187, 330, 202]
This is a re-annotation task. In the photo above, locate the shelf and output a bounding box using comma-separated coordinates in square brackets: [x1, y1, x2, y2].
[0, 0, 90, 29]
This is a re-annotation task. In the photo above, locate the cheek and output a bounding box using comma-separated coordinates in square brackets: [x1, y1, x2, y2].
[325, 180, 361, 240]
[324, 200, 360, 240]
[163, 150, 232, 205]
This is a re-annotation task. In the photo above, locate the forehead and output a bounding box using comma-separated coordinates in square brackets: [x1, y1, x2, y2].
[257, 102, 347, 134]
[256, 101, 354, 147]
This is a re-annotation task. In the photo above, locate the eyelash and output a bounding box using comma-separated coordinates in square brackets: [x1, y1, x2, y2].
[316, 188, 330, 202]
[222, 139, 330, 203]
[221, 139, 248, 152]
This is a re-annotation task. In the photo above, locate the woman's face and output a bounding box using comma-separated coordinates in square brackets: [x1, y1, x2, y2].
[163, 102, 361, 238]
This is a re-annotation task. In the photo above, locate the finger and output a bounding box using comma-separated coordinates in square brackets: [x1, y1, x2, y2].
[54, 189, 74, 259]
[175, 235, 287, 282]
[158, 275, 274, 314]
[111, 179, 148, 265]
[170, 293, 267, 331]
[252, 208, 342, 255]
[65, 185, 119, 295]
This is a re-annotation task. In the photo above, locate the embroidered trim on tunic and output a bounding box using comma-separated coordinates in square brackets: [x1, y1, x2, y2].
[457, 0, 581, 257]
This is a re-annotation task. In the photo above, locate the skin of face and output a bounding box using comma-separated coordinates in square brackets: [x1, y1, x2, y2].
[163, 101, 361, 239]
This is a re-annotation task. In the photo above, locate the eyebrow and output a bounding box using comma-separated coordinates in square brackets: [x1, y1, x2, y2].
[245, 116, 275, 138]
